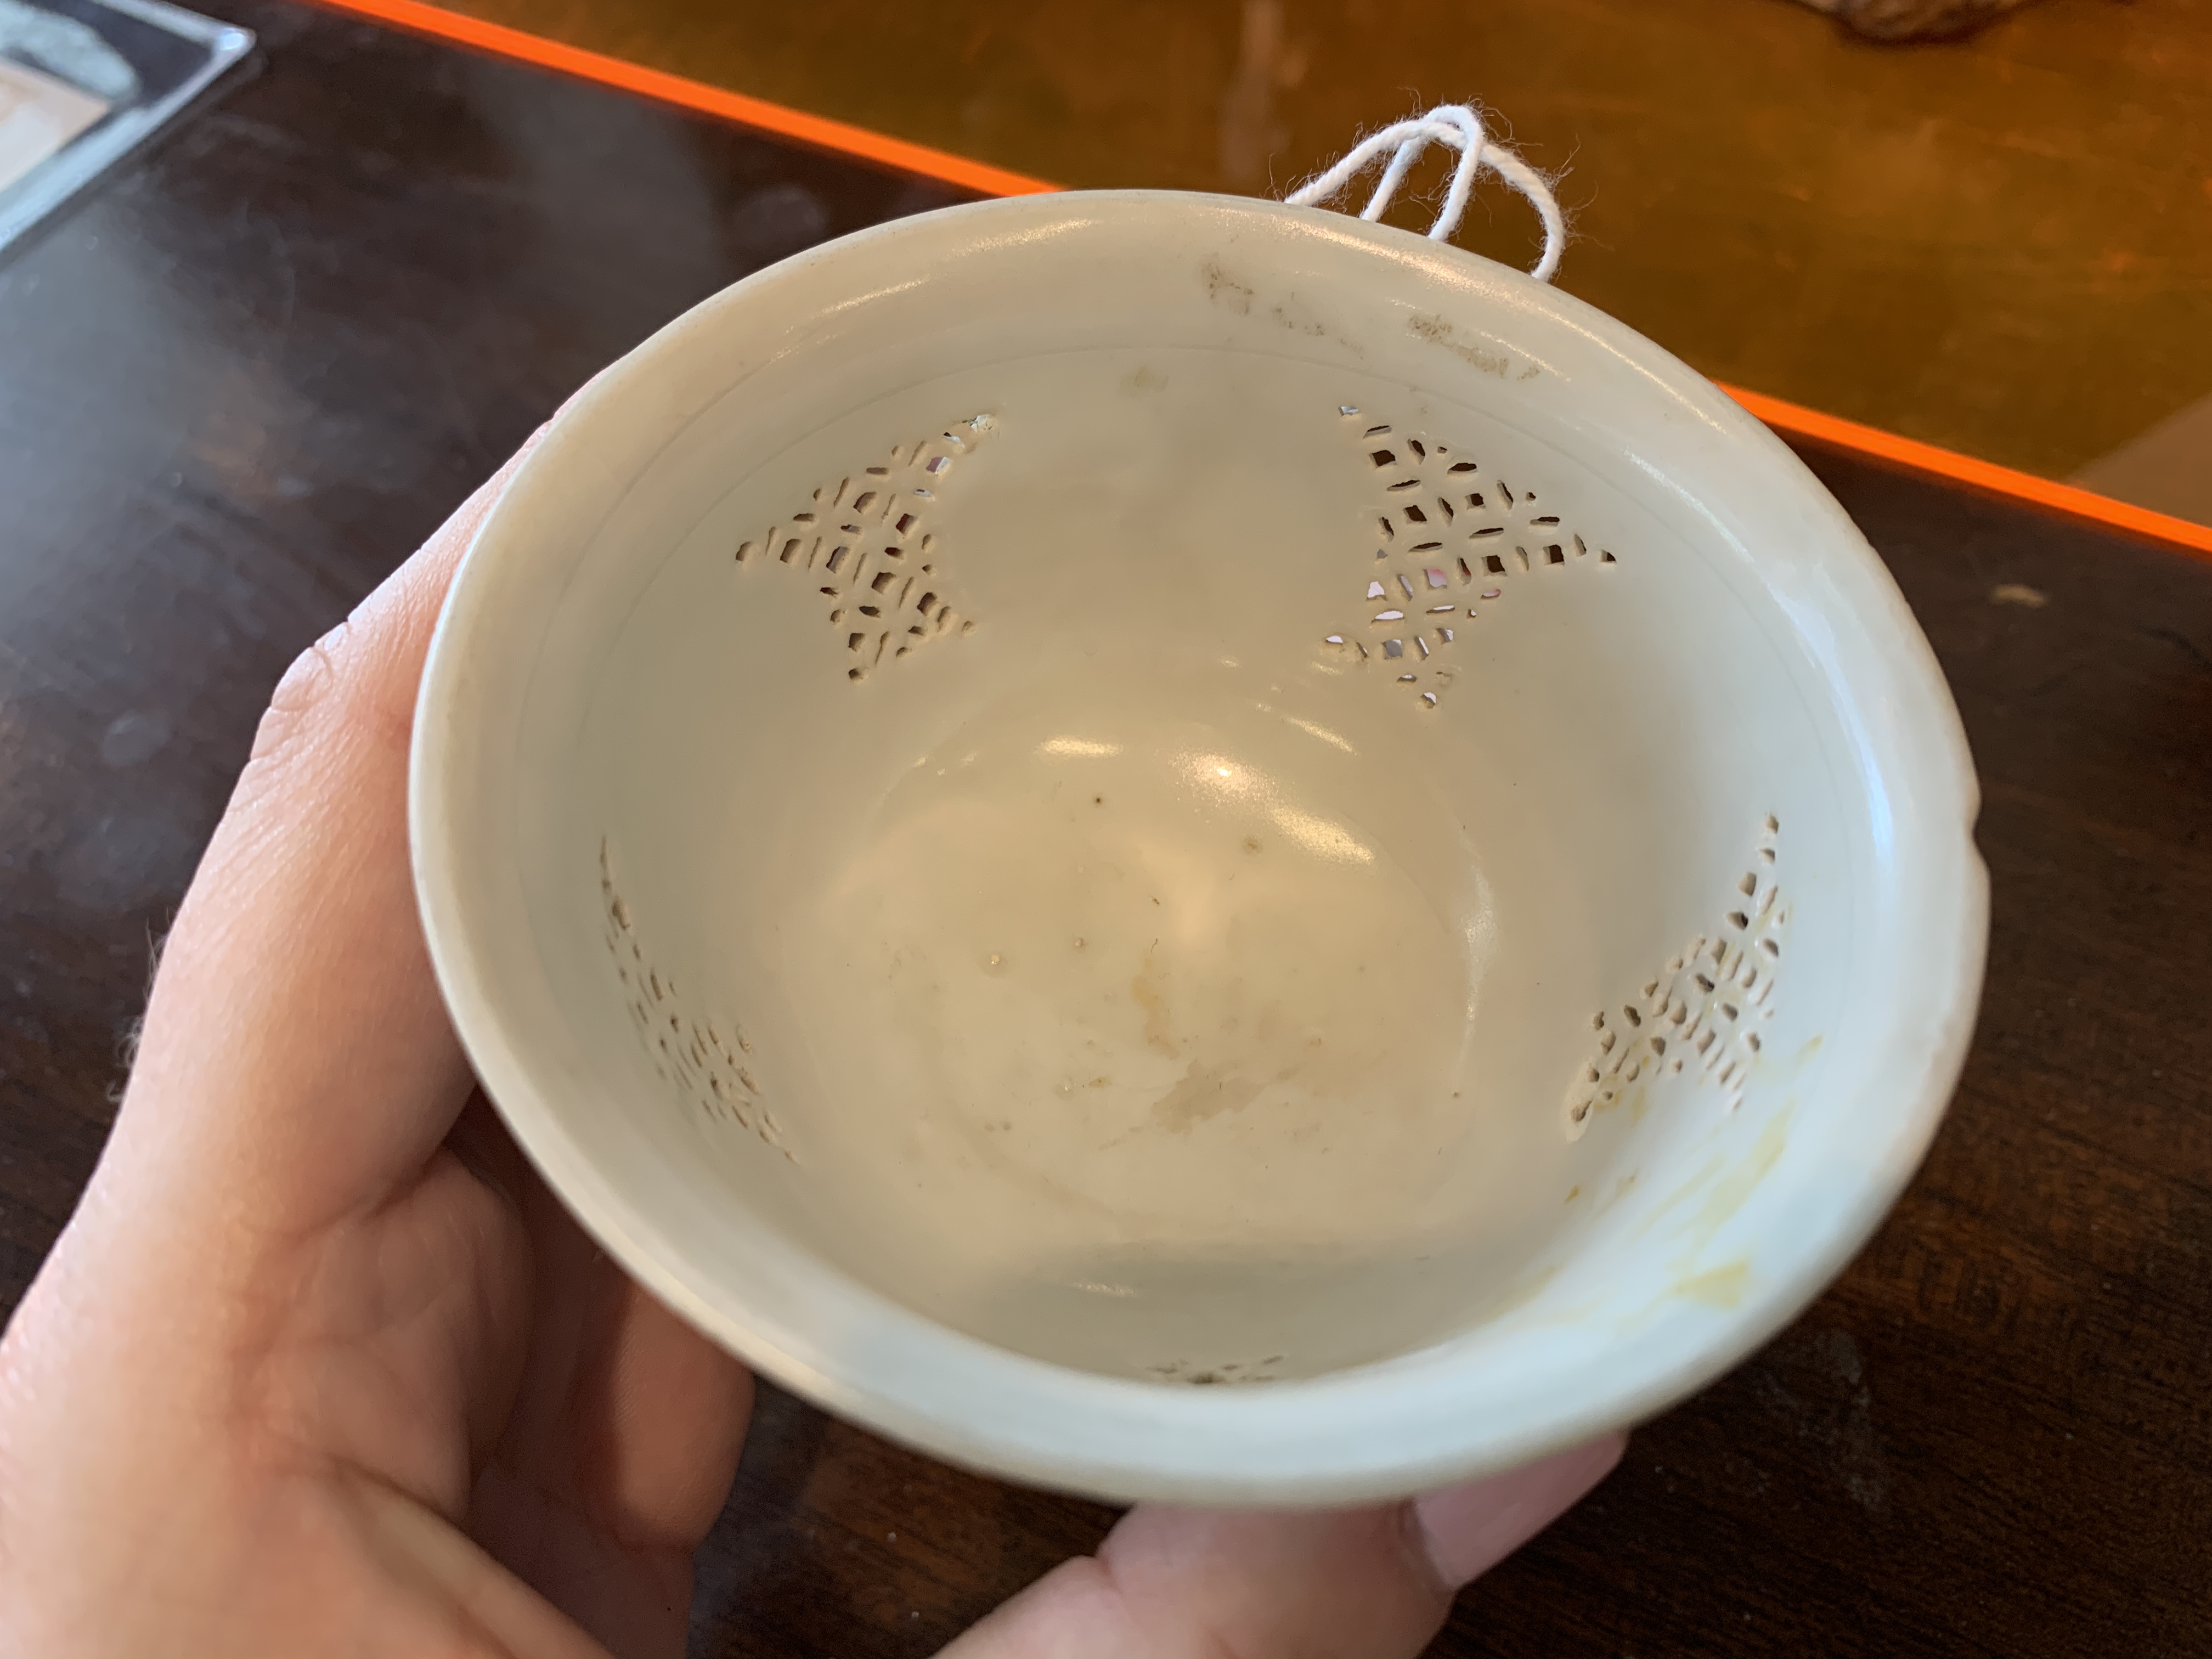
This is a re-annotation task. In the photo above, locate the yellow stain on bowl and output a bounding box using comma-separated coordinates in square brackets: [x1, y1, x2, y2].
[1683, 1107, 1793, 1251]
[1596, 1170, 1640, 1216]
[1672, 1259, 1751, 1309]
[1632, 1101, 1795, 1247]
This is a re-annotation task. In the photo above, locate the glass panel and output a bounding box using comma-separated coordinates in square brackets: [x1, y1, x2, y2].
[0, 0, 253, 257]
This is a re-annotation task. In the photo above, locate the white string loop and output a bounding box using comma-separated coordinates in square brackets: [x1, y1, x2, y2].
[1284, 104, 1566, 283]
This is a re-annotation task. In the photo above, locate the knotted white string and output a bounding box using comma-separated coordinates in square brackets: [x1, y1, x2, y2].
[1284, 104, 1566, 283]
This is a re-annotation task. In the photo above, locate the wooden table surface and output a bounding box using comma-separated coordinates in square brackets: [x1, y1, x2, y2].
[1, 5, 2205, 1654]
[425, 0, 2212, 494]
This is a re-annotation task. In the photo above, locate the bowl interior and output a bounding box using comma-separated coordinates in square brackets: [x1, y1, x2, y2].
[527, 313, 1852, 1381]
[417, 192, 1983, 1497]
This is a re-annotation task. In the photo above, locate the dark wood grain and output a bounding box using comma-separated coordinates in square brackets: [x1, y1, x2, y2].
[0, 7, 2205, 1656]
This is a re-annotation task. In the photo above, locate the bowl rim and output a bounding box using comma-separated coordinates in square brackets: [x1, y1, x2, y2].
[411, 188, 1988, 1505]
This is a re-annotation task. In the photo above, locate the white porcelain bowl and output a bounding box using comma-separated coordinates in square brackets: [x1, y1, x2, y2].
[410, 191, 1986, 1505]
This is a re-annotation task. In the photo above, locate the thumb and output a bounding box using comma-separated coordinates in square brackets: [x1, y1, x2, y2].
[939, 1435, 1624, 1659]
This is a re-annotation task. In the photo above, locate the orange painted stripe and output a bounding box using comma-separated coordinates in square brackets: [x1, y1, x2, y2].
[1723, 385, 2212, 562]
[304, 0, 1059, 200]
[308, 0, 2208, 563]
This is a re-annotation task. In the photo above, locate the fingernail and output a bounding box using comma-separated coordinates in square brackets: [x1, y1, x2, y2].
[1414, 1433, 1628, 1588]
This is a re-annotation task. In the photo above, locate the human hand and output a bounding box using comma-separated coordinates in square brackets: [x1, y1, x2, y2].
[0, 433, 1623, 1659]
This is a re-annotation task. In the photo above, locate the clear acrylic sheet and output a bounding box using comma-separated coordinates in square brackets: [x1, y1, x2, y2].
[0, 0, 250, 256]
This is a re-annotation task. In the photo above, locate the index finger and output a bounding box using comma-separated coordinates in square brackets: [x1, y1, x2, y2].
[106, 430, 546, 1237]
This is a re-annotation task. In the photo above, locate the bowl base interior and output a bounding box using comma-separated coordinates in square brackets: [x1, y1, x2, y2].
[654, 652, 1602, 1380]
